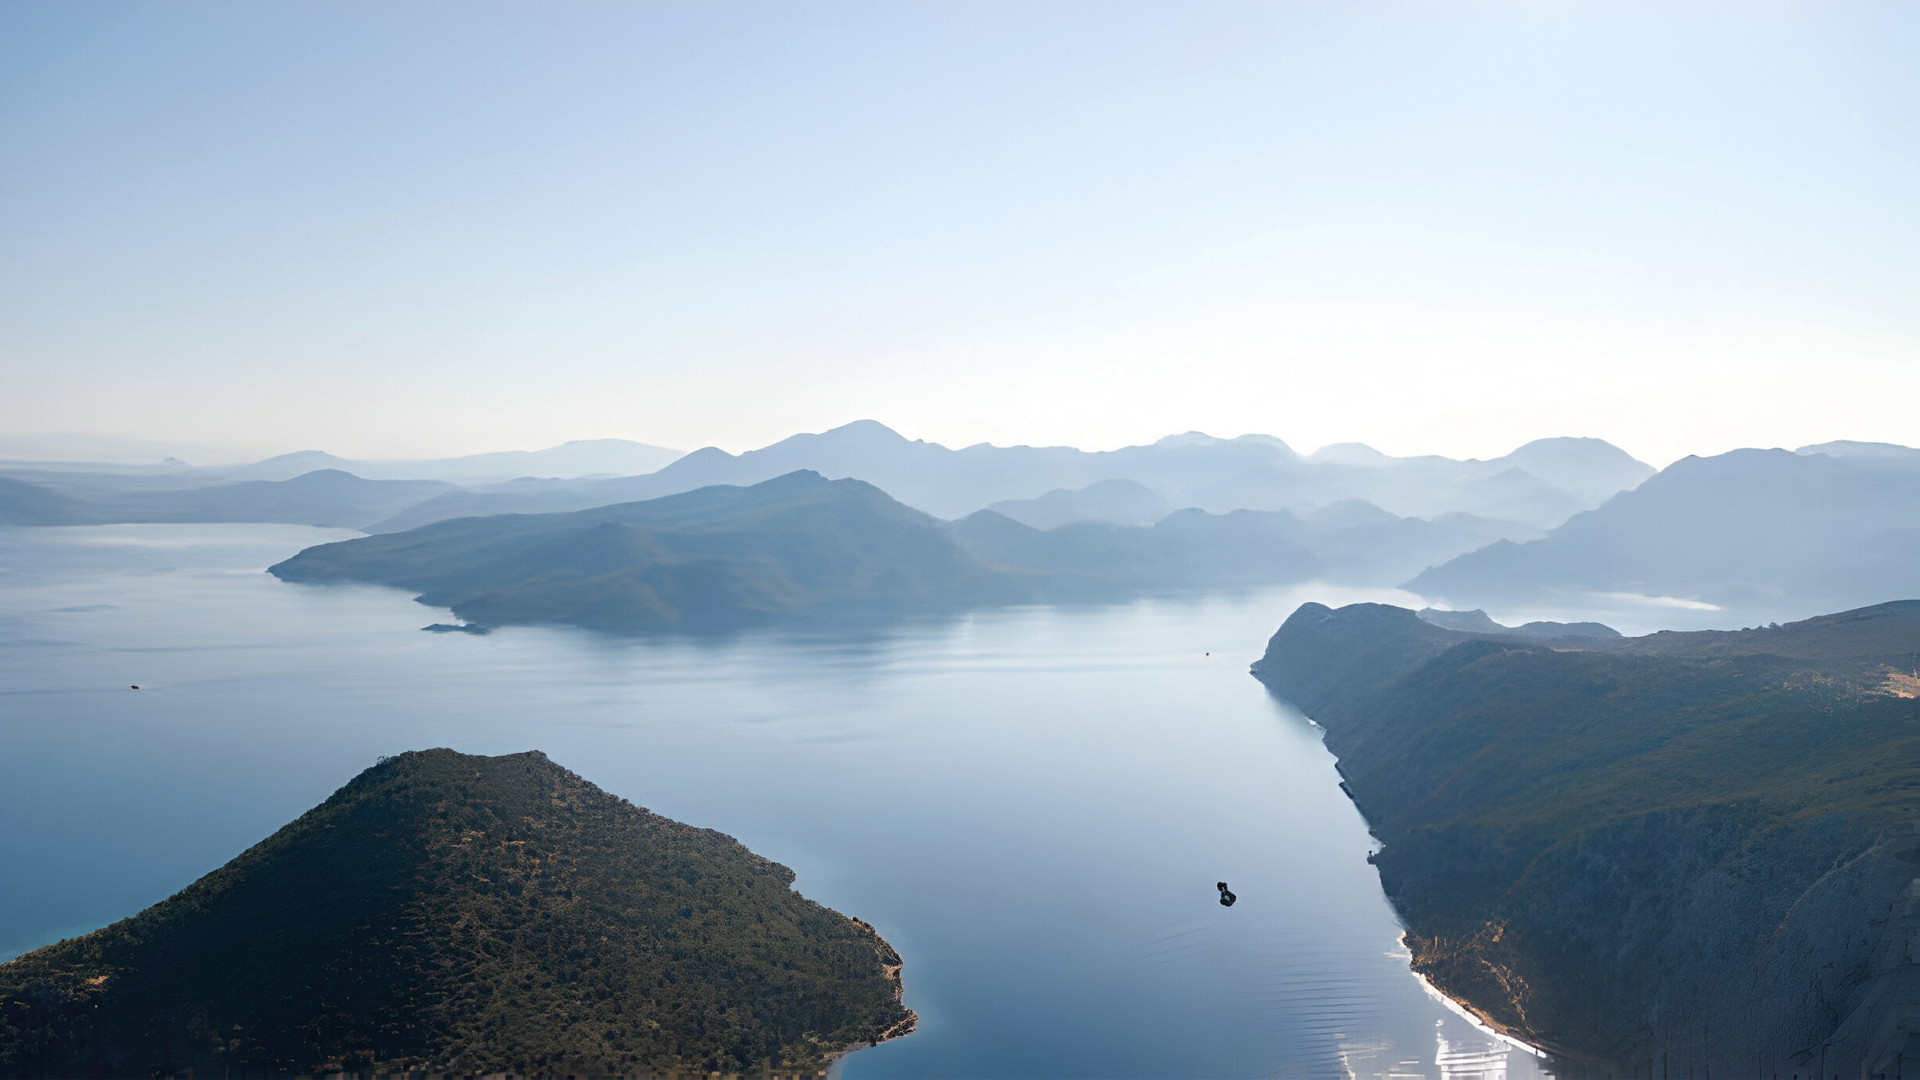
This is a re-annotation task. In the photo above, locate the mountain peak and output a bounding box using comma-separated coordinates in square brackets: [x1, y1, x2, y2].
[820, 419, 912, 442]
[252, 450, 359, 469]
[1152, 431, 1221, 448]
[1308, 442, 1394, 466]
[1232, 433, 1296, 454]
[1797, 439, 1920, 462]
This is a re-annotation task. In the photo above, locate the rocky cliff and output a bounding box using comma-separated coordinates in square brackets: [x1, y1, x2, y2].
[1253, 601, 1920, 1078]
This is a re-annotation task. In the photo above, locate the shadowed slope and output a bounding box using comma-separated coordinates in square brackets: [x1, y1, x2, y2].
[0, 748, 913, 1077]
[1252, 600, 1920, 1077]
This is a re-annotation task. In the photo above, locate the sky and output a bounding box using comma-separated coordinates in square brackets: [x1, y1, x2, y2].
[2, 2, 1916, 467]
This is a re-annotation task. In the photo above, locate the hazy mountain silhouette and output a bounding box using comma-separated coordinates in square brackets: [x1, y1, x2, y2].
[0, 424, 1647, 534]
[1500, 436, 1659, 505]
[1796, 439, 1920, 463]
[0, 426, 1653, 598]
[273, 471, 1447, 632]
[0, 440, 682, 487]
[987, 478, 1169, 529]
[80, 469, 459, 530]
[954, 499, 1536, 591]
[953, 508, 1323, 592]
[1253, 599, 1920, 1077]
[1305, 436, 1652, 524]
[1296, 501, 1541, 584]
[364, 421, 1651, 533]
[362, 480, 615, 533]
[357, 439, 683, 482]
[0, 748, 912, 1076]
[0, 476, 94, 525]
[212, 449, 368, 481]
[1407, 446, 1920, 618]
[0, 433, 246, 468]
[0, 470, 452, 530]
[271, 471, 1029, 631]
[208, 440, 683, 483]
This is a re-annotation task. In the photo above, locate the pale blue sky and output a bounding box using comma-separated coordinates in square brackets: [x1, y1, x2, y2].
[3, 2, 1916, 465]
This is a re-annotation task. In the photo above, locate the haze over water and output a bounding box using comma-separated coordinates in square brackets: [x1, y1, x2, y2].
[0, 524, 1551, 1078]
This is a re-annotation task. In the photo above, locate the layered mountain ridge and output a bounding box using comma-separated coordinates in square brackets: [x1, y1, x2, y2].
[0, 423, 1649, 555]
[365, 421, 1649, 531]
[1409, 447, 1920, 620]
[267, 469, 1576, 632]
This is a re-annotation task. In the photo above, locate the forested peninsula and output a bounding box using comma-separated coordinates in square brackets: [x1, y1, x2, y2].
[0, 749, 913, 1078]
[1253, 600, 1920, 1078]
[264, 470, 1330, 633]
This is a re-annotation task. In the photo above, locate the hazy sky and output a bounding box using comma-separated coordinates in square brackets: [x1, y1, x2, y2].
[3, 2, 1916, 466]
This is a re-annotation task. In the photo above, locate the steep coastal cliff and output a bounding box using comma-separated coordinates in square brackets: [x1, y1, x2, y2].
[1253, 601, 1920, 1078]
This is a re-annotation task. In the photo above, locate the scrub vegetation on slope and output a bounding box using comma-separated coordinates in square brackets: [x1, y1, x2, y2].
[1253, 601, 1920, 1077]
[0, 749, 913, 1078]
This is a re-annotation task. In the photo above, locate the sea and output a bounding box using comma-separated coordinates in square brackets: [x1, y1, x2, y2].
[0, 523, 1558, 1080]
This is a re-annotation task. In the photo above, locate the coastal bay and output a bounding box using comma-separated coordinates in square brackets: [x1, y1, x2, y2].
[0, 523, 1546, 1077]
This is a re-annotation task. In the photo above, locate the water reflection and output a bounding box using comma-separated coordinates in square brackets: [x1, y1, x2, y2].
[1437, 1023, 1538, 1080]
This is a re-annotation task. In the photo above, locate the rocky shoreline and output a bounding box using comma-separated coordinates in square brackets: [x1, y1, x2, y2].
[1253, 600, 1920, 1078]
[822, 934, 920, 1074]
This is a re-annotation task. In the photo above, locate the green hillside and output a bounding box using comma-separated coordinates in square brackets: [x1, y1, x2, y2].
[1253, 601, 1920, 1077]
[0, 749, 913, 1077]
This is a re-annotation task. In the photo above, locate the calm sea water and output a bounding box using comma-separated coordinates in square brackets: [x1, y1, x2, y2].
[0, 524, 1553, 1079]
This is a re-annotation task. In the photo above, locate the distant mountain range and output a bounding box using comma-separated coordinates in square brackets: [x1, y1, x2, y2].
[953, 507, 1323, 592]
[0, 748, 912, 1076]
[957, 500, 1539, 590]
[1252, 599, 1920, 1078]
[987, 478, 1170, 529]
[0, 423, 1664, 605]
[0, 422, 1648, 542]
[0, 470, 456, 531]
[274, 471, 1513, 632]
[214, 439, 686, 483]
[359, 420, 1652, 531]
[19, 424, 1920, 629]
[1407, 446, 1920, 620]
[0, 438, 685, 483]
[0, 475, 93, 525]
